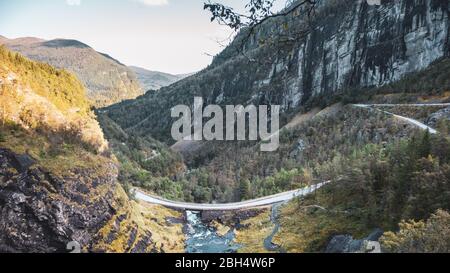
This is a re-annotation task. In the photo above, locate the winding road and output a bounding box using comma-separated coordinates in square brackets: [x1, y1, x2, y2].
[353, 103, 448, 134]
[134, 181, 330, 211]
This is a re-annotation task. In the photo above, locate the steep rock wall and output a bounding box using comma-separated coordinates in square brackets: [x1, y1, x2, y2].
[105, 0, 450, 141]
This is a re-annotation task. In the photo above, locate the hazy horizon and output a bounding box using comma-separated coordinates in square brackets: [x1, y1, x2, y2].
[0, 0, 287, 74]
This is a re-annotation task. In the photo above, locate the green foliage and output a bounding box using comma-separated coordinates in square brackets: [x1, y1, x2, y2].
[306, 58, 450, 110]
[381, 210, 450, 253]
[419, 129, 431, 158]
[319, 130, 450, 227]
[97, 113, 187, 200]
[178, 105, 415, 202]
[239, 179, 251, 201]
[277, 131, 450, 252]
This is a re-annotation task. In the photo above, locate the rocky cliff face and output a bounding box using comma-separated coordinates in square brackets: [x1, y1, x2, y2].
[0, 148, 117, 252]
[104, 0, 449, 141]
[259, 0, 450, 109]
[209, 0, 450, 109]
[0, 148, 185, 253]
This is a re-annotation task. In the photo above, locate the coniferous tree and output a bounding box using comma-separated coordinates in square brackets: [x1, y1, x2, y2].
[239, 179, 251, 201]
[420, 129, 432, 158]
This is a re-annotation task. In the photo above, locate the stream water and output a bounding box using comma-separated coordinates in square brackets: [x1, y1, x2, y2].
[185, 211, 242, 253]
[184, 205, 286, 253]
[263, 203, 286, 253]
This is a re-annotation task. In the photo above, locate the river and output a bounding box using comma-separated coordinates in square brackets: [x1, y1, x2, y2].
[185, 211, 242, 253]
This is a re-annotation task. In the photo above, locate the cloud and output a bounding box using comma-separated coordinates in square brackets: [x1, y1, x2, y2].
[66, 0, 81, 6]
[133, 0, 169, 6]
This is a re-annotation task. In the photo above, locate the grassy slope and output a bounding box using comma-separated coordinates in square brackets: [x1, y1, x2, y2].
[0, 45, 107, 171]
[0, 45, 90, 113]
[234, 209, 275, 253]
[94, 186, 185, 253]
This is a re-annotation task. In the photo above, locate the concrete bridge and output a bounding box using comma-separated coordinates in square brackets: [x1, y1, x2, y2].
[134, 182, 330, 211]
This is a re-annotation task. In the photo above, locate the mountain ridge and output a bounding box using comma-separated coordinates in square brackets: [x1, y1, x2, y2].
[129, 66, 192, 92]
[1, 36, 143, 107]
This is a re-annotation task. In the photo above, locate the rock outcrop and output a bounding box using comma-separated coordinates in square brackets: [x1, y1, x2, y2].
[427, 106, 450, 127]
[0, 148, 117, 253]
[223, 0, 450, 109]
[325, 229, 384, 253]
[0, 148, 186, 253]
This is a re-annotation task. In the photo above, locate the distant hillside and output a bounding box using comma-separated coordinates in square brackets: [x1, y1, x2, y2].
[130, 66, 191, 92]
[1, 36, 143, 107]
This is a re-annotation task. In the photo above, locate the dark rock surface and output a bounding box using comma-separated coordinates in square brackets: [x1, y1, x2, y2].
[427, 107, 450, 127]
[0, 148, 118, 253]
[10, 154, 35, 172]
[325, 228, 384, 253]
[201, 208, 267, 228]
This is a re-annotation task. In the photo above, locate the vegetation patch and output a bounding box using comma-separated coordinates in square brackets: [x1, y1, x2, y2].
[235, 209, 275, 253]
[94, 186, 185, 253]
[275, 130, 450, 252]
[381, 209, 450, 253]
[0, 124, 110, 177]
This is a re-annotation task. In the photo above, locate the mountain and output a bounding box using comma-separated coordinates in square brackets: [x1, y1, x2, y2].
[1, 36, 143, 107]
[2, 0, 450, 253]
[0, 47, 184, 253]
[96, 0, 450, 251]
[130, 66, 192, 92]
[104, 0, 450, 142]
[98, 0, 450, 203]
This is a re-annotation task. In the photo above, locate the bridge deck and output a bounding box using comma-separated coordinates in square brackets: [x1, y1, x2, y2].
[134, 182, 330, 211]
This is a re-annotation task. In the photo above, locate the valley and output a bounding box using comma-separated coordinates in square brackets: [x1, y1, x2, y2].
[1, 0, 450, 254]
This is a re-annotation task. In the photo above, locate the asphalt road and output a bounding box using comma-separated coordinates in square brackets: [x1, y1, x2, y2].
[353, 104, 444, 134]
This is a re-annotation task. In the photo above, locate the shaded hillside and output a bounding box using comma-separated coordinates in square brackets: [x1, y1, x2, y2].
[1, 37, 143, 107]
[130, 66, 191, 92]
[104, 0, 449, 142]
[96, 113, 187, 200]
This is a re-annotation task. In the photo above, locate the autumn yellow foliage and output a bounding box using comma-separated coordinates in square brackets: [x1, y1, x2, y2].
[0, 46, 107, 152]
[381, 210, 450, 253]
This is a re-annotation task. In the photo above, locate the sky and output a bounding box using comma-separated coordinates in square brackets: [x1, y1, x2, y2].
[0, 0, 286, 74]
